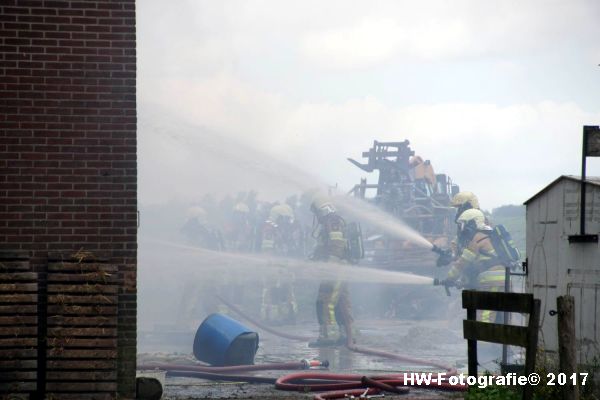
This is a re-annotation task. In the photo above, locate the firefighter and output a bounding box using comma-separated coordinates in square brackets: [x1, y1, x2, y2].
[443, 208, 505, 323]
[220, 202, 254, 307]
[450, 191, 480, 220]
[181, 206, 224, 250]
[309, 195, 354, 347]
[259, 203, 299, 325]
[224, 202, 254, 252]
[449, 191, 486, 255]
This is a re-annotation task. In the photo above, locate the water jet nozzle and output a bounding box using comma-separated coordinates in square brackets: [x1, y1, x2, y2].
[431, 245, 453, 267]
[433, 278, 453, 296]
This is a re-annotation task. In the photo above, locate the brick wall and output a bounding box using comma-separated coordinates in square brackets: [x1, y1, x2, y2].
[0, 1, 137, 398]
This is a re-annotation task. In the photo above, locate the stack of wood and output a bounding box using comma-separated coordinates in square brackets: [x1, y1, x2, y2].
[46, 253, 119, 400]
[0, 251, 38, 396]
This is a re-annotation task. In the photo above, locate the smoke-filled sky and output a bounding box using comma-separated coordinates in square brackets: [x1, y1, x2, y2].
[137, 0, 600, 210]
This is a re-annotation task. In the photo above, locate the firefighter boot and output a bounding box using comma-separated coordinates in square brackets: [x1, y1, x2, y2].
[309, 324, 341, 348]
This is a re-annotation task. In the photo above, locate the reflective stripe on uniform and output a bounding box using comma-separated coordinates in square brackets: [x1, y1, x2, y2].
[261, 239, 275, 251]
[329, 231, 344, 241]
[459, 248, 477, 263]
[478, 266, 504, 323]
[328, 231, 347, 259]
[448, 265, 460, 279]
[327, 281, 342, 325]
[478, 266, 505, 288]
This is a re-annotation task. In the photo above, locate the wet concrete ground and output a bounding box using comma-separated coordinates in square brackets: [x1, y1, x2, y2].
[136, 317, 502, 399]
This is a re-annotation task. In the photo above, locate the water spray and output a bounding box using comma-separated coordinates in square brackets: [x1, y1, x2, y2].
[332, 194, 434, 249]
[140, 239, 434, 286]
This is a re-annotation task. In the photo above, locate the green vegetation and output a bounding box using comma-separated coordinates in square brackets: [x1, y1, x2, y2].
[464, 356, 599, 400]
[465, 384, 521, 400]
[492, 205, 525, 218]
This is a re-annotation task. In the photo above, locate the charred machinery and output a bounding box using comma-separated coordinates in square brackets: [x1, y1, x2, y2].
[348, 140, 459, 272]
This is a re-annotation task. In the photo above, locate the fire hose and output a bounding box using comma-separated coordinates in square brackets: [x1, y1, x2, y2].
[138, 360, 326, 385]
[140, 295, 467, 399]
[217, 294, 457, 375]
[216, 295, 467, 398]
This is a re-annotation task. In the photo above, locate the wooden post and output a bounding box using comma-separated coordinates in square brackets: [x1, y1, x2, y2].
[557, 296, 579, 400]
[523, 299, 540, 400]
[466, 306, 478, 377]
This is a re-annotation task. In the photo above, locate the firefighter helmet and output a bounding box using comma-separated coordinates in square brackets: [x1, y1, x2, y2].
[269, 204, 294, 223]
[450, 191, 480, 209]
[310, 195, 336, 219]
[233, 202, 250, 214]
[186, 206, 207, 223]
[456, 208, 487, 231]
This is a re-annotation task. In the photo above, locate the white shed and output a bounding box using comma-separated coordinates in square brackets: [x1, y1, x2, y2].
[524, 175, 600, 363]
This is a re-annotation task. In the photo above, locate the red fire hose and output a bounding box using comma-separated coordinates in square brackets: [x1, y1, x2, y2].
[138, 359, 326, 374]
[215, 295, 467, 398]
[217, 294, 458, 375]
[275, 372, 465, 392]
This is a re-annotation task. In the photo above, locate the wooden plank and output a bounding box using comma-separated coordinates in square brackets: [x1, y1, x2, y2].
[46, 359, 117, 370]
[48, 263, 117, 273]
[462, 290, 534, 313]
[46, 382, 117, 391]
[0, 326, 37, 336]
[47, 305, 117, 316]
[47, 316, 117, 327]
[0, 349, 37, 359]
[0, 250, 30, 260]
[0, 261, 30, 271]
[0, 272, 37, 281]
[0, 338, 37, 348]
[44, 393, 116, 400]
[49, 273, 118, 284]
[47, 327, 117, 338]
[0, 316, 37, 325]
[47, 349, 117, 359]
[47, 338, 117, 349]
[48, 284, 119, 295]
[0, 359, 37, 369]
[0, 283, 38, 292]
[0, 371, 36, 380]
[0, 305, 37, 315]
[0, 294, 37, 304]
[48, 294, 116, 305]
[0, 381, 37, 391]
[47, 370, 117, 381]
[463, 320, 528, 347]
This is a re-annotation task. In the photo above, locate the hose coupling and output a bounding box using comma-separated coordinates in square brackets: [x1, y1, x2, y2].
[301, 359, 329, 369]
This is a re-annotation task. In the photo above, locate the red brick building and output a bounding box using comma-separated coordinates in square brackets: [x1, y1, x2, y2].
[1, 1, 137, 398]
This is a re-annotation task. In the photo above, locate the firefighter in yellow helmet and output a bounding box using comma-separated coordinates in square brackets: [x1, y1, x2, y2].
[450, 191, 480, 220]
[225, 202, 254, 252]
[309, 195, 354, 346]
[443, 208, 505, 323]
[449, 191, 484, 255]
[260, 203, 299, 325]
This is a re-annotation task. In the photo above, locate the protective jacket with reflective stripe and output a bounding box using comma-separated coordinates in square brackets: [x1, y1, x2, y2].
[448, 231, 503, 283]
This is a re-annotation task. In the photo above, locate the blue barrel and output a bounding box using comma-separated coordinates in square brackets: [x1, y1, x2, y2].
[193, 313, 259, 366]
